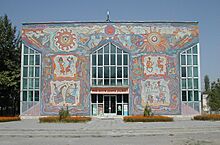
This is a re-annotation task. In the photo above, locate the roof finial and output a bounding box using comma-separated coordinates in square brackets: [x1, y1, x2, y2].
[106, 10, 110, 22]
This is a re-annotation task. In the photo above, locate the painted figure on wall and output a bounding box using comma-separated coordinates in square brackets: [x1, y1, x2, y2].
[53, 55, 77, 79]
[141, 79, 170, 108]
[49, 81, 80, 106]
[143, 55, 167, 76]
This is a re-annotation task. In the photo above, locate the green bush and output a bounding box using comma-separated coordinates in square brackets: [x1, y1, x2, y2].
[144, 103, 153, 116]
[59, 106, 70, 120]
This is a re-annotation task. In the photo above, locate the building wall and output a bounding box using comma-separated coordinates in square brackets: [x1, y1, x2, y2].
[21, 22, 199, 116]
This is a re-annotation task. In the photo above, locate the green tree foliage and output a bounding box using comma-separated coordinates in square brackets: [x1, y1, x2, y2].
[208, 79, 220, 112]
[0, 15, 21, 116]
[204, 75, 210, 93]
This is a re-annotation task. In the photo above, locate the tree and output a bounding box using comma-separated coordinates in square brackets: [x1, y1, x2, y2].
[208, 79, 220, 112]
[0, 15, 21, 116]
[204, 75, 210, 93]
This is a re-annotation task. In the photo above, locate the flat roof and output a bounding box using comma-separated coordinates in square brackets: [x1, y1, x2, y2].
[22, 20, 198, 25]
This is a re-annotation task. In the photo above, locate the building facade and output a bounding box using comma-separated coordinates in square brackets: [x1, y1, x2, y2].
[20, 21, 201, 116]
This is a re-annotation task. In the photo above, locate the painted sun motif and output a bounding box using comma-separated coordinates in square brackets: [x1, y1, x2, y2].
[55, 28, 77, 51]
[140, 29, 169, 52]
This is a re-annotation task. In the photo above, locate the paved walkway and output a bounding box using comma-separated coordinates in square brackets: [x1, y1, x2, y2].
[0, 118, 220, 145]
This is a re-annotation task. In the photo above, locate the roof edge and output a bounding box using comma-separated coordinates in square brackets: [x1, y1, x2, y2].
[22, 20, 199, 25]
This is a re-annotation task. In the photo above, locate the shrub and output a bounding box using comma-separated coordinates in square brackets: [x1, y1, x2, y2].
[123, 115, 173, 122]
[193, 114, 220, 121]
[59, 106, 70, 120]
[144, 104, 153, 116]
[39, 116, 92, 123]
[0, 116, 21, 122]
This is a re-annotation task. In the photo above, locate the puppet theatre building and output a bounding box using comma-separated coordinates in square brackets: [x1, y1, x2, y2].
[20, 21, 201, 117]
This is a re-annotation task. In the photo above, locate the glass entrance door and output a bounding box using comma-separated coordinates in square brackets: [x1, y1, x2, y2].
[104, 95, 116, 115]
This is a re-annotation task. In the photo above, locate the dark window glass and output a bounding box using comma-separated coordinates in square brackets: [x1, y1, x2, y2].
[35, 91, 39, 101]
[98, 48, 103, 54]
[35, 55, 40, 65]
[182, 79, 186, 89]
[92, 54, 96, 65]
[23, 91, 27, 101]
[35, 78, 39, 89]
[24, 46, 29, 54]
[187, 55, 192, 65]
[182, 91, 187, 101]
[28, 91, 33, 101]
[35, 67, 40, 77]
[111, 67, 116, 78]
[193, 67, 198, 77]
[117, 54, 122, 65]
[123, 94, 128, 103]
[181, 67, 186, 77]
[124, 67, 128, 78]
[92, 67, 96, 78]
[123, 54, 128, 65]
[111, 54, 116, 65]
[117, 95, 122, 103]
[110, 79, 116, 85]
[98, 95, 103, 103]
[193, 55, 198, 65]
[124, 79, 128, 85]
[29, 55, 34, 65]
[194, 79, 199, 89]
[117, 67, 122, 78]
[92, 79, 97, 85]
[188, 78, 193, 89]
[91, 94, 97, 103]
[117, 48, 122, 53]
[117, 79, 122, 86]
[104, 54, 109, 65]
[188, 91, 193, 101]
[98, 55, 103, 66]
[104, 67, 109, 78]
[194, 91, 199, 101]
[98, 67, 103, 78]
[24, 55, 28, 65]
[23, 67, 28, 77]
[104, 79, 109, 85]
[23, 79, 27, 89]
[98, 79, 103, 85]
[181, 55, 186, 65]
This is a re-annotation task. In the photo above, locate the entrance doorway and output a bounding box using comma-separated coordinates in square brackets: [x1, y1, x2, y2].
[104, 95, 116, 115]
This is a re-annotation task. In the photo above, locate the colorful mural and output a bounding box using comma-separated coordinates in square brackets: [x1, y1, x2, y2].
[49, 81, 80, 106]
[21, 22, 199, 116]
[52, 55, 77, 79]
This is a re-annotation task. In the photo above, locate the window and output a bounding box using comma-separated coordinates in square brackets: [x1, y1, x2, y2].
[22, 45, 41, 103]
[91, 43, 129, 86]
[180, 44, 200, 111]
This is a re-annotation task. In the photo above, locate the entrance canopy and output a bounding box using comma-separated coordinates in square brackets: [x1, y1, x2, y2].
[91, 87, 129, 94]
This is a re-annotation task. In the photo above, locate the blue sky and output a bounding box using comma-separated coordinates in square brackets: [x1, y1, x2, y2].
[1, 0, 220, 85]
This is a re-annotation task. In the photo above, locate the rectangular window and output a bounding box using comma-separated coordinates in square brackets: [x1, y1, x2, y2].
[187, 67, 192, 77]
[181, 55, 186, 65]
[104, 54, 109, 65]
[193, 55, 198, 65]
[117, 95, 122, 103]
[98, 94, 103, 103]
[23, 91, 27, 101]
[98, 67, 103, 78]
[23, 67, 28, 77]
[194, 79, 199, 89]
[182, 91, 187, 101]
[111, 54, 116, 65]
[124, 79, 128, 85]
[92, 67, 96, 78]
[98, 79, 103, 85]
[98, 55, 103, 66]
[35, 67, 40, 77]
[92, 54, 96, 65]
[194, 91, 199, 101]
[117, 67, 122, 78]
[28, 91, 33, 101]
[123, 94, 128, 103]
[181, 67, 186, 77]
[29, 55, 34, 65]
[111, 44, 116, 53]
[23, 79, 27, 89]
[91, 94, 97, 103]
[110, 79, 116, 85]
[92, 79, 97, 85]
[124, 67, 128, 78]
[104, 79, 109, 85]
[188, 78, 193, 89]
[29, 79, 34, 89]
[117, 79, 122, 86]
[193, 67, 198, 77]
[117, 54, 122, 65]
[35, 91, 39, 101]
[123, 54, 128, 65]
[24, 46, 29, 54]
[111, 67, 116, 78]
[35, 78, 39, 89]
[188, 91, 193, 101]
[35, 55, 40, 65]
[104, 67, 109, 78]
[187, 55, 192, 65]
[117, 48, 122, 53]
[182, 79, 186, 89]
[24, 55, 28, 65]
[29, 67, 34, 77]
